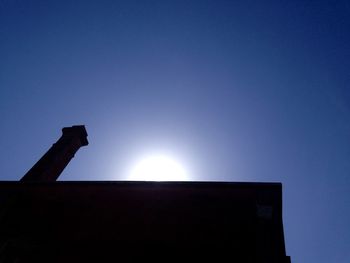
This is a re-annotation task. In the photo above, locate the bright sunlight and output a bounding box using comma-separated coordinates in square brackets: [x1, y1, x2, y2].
[127, 154, 189, 181]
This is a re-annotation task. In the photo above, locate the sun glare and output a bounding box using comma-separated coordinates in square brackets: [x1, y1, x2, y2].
[128, 155, 189, 181]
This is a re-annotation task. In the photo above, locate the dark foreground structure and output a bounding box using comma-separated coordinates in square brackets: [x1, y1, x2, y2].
[0, 126, 291, 262]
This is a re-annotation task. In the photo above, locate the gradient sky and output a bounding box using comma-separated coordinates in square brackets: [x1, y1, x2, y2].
[1, 0, 350, 262]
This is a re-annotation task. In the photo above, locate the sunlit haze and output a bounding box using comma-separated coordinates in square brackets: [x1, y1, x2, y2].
[127, 154, 189, 181]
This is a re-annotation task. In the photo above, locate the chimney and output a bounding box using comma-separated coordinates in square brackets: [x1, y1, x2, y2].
[20, 125, 88, 182]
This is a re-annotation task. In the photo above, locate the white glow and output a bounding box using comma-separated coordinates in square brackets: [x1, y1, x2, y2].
[128, 155, 189, 181]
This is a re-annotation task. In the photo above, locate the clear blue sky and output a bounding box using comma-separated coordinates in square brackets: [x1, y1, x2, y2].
[1, 1, 349, 262]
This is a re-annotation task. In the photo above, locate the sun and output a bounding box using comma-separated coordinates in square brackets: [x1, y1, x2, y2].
[127, 154, 189, 181]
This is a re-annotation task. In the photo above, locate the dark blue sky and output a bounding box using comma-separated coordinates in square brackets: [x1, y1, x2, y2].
[1, 0, 350, 262]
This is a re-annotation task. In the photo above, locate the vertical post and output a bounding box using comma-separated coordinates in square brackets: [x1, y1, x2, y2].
[20, 125, 88, 182]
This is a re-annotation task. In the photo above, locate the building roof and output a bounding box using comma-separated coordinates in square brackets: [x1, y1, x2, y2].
[0, 181, 290, 262]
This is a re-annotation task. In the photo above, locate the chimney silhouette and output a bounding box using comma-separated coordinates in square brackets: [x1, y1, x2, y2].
[20, 125, 88, 182]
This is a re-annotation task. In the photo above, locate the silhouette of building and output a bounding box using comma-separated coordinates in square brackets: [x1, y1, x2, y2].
[0, 126, 291, 262]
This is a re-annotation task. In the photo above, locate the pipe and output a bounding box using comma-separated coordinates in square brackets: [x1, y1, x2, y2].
[20, 125, 88, 182]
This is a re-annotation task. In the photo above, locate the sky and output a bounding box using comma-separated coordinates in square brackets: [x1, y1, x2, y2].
[1, 0, 350, 262]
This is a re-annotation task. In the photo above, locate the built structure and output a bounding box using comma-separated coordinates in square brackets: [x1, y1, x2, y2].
[0, 126, 291, 262]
